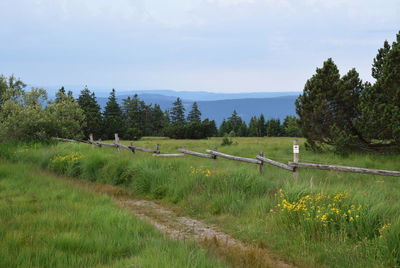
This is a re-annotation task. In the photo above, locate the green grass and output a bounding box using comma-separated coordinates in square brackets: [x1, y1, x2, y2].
[2, 137, 400, 267]
[0, 160, 227, 268]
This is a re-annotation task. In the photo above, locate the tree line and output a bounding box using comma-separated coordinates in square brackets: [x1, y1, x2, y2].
[296, 30, 400, 154]
[0, 80, 301, 142]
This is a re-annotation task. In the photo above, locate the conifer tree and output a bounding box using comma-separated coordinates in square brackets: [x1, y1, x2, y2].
[359, 31, 400, 150]
[77, 86, 102, 138]
[247, 116, 258, 137]
[170, 97, 186, 125]
[187, 102, 201, 123]
[257, 114, 266, 137]
[103, 89, 125, 139]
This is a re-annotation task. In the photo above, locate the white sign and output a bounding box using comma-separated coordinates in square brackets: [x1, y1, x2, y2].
[293, 145, 299, 154]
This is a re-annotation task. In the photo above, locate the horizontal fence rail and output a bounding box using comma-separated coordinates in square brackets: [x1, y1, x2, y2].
[288, 162, 400, 177]
[206, 149, 262, 165]
[256, 155, 294, 171]
[54, 135, 400, 179]
[178, 148, 214, 159]
[153, 153, 184, 157]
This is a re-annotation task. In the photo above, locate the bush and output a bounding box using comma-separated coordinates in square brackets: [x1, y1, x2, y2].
[221, 135, 233, 146]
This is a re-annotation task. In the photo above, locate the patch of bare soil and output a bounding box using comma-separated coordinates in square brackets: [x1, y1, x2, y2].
[118, 199, 293, 268]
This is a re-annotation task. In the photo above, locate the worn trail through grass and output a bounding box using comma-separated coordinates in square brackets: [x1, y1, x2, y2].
[69, 178, 293, 268]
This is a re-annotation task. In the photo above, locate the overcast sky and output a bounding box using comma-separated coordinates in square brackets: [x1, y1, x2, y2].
[0, 0, 399, 93]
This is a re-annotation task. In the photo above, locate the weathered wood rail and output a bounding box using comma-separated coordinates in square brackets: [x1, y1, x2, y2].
[256, 155, 294, 171]
[178, 148, 214, 159]
[55, 134, 400, 179]
[153, 153, 184, 157]
[206, 149, 262, 165]
[288, 162, 400, 177]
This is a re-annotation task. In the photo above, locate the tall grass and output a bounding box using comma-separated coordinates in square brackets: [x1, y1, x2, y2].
[0, 160, 227, 268]
[2, 137, 400, 267]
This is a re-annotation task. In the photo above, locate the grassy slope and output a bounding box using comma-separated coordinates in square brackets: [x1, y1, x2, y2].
[0, 160, 227, 268]
[2, 137, 400, 267]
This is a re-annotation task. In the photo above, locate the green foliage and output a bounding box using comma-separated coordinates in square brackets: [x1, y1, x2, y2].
[77, 86, 103, 138]
[221, 134, 233, 146]
[0, 81, 85, 141]
[359, 32, 400, 150]
[296, 58, 364, 152]
[265, 118, 283, 137]
[46, 89, 86, 139]
[296, 31, 400, 154]
[170, 97, 186, 125]
[103, 89, 125, 139]
[282, 115, 302, 137]
[187, 102, 201, 124]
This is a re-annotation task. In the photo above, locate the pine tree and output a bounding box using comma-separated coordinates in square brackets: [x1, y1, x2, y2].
[122, 94, 143, 139]
[266, 118, 282, 137]
[151, 104, 165, 136]
[55, 87, 67, 103]
[296, 58, 348, 150]
[282, 115, 301, 137]
[257, 114, 266, 137]
[247, 116, 258, 137]
[227, 110, 242, 135]
[359, 31, 400, 150]
[296, 58, 366, 152]
[170, 97, 186, 125]
[103, 89, 125, 139]
[238, 122, 248, 137]
[77, 86, 103, 138]
[187, 102, 201, 123]
[218, 119, 229, 136]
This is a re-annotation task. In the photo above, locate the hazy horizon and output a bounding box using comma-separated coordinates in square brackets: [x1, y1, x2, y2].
[1, 0, 399, 93]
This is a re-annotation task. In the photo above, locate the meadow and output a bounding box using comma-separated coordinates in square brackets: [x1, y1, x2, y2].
[1, 137, 400, 267]
[0, 160, 228, 267]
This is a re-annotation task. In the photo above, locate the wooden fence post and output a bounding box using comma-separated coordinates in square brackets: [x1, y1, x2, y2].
[156, 144, 160, 154]
[183, 146, 186, 159]
[89, 134, 94, 148]
[259, 151, 264, 175]
[293, 139, 299, 179]
[213, 146, 218, 166]
[130, 142, 135, 154]
[115, 133, 121, 152]
[98, 138, 102, 148]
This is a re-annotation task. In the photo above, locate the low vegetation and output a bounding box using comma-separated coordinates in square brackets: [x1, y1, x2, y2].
[2, 137, 400, 267]
[0, 160, 228, 267]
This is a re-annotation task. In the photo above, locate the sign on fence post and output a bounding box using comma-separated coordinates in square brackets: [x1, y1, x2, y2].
[89, 134, 94, 148]
[115, 133, 121, 152]
[293, 140, 299, 179]
[259, 152, 264, 175]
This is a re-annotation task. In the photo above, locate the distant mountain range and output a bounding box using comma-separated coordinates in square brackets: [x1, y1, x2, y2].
[96, 93, 299, 126]
[38, 85, 300, 125]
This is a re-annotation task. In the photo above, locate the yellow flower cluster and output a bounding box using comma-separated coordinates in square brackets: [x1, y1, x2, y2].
[190, 166, 212, 177]
[52, 152, 84, 164]
[271, 189, 363, 228]
[379, 223, 391, 237]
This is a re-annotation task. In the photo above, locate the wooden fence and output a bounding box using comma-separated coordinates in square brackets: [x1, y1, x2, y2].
[54, 135, 400, 179]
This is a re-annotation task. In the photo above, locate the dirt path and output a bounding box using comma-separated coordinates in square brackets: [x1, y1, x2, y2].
[58, 177, 294, 268]
[118, 199, 293, 268]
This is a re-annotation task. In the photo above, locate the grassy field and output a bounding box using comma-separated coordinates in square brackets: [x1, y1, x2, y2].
[1, 137, 400, 267]
[0, 160, 228, 268]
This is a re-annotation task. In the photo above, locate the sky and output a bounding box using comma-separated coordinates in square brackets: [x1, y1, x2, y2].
[0, 0, 399, 93]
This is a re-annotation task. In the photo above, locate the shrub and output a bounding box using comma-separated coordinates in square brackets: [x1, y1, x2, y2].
[221, 135, 233, 146]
